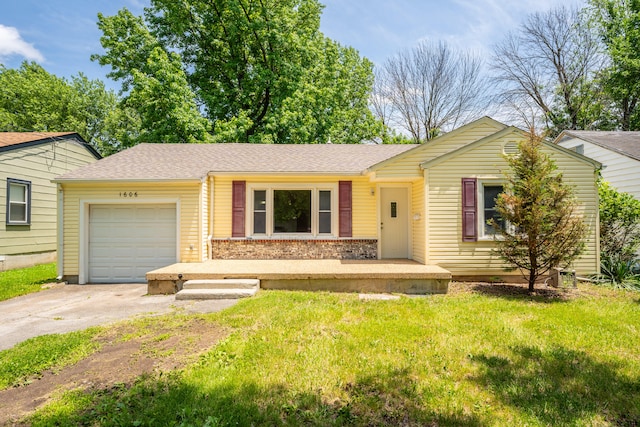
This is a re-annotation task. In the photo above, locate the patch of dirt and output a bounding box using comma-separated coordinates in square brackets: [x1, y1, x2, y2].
[448, 280, 592, 300]
[0, 318, 228, 425]
[39, 282, 64, 290]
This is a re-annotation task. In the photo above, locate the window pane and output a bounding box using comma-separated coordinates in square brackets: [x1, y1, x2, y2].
[319, 212, 331, 234]
[254, 190, 266, 210]
[254, 212, 266, 234]
[483, 186, 502, 209]
[483, 185, 504, 235]
[319, 190, 331, 211]
[484, 210, 504, 235]
[9, 183, 26, 203]
[252, 190, 266, 234]
[9, 204, 26, 222]
[274, 190, 311, 233]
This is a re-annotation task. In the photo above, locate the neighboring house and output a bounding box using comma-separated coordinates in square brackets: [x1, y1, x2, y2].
[54, 117, 600, 285]
[0, 132, 101, 271]
[555, 130, 640, 199]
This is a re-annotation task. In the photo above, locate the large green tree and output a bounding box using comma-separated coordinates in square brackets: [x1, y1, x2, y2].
[589, 0, 640, 130]
[93, 9, 210, 148]
[492, 133, 588, 292]
[0, 62, 119, 150]
[93, 0, 380, 145]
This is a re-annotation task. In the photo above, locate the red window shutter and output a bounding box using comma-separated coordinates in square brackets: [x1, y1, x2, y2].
[461, 178, 477, 242]
[232, 181, 246, 238]
[339, 181, 352, 237]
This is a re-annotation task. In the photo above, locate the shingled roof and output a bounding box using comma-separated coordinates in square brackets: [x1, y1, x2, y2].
[0, 132, 102, 159]
[0, 132, 77, 149]
[54, 143, 418, 181]
[559, 130, 640, 162]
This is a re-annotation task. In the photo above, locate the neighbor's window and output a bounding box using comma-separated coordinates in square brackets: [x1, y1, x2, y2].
[250, 186, 335, 236]
[482, 184, 504, 237]
[6, 178, 31, 225]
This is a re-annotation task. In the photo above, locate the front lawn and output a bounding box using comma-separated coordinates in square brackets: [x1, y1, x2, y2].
[0, 262, 57, 301]
[18, 284, 640, 426]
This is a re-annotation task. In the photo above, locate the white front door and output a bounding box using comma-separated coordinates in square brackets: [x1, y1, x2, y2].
[380, 187, 409, 258]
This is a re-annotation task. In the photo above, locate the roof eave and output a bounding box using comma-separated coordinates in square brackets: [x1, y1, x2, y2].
[0, 133, 102, 159]
[52, 178, 204, 184]
[556, 131, 640, 163]
[207, 170, 366, 177]
[367, 116, 507, 172]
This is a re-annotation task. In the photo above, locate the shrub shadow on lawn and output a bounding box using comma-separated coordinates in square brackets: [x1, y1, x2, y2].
[29, 367, 484, 426]
[471, 345, 640, 425]
[467, 282, 575, 303]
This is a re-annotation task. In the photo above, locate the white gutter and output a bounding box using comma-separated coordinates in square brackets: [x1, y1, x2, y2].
[51, 178, 203, 184]
[206, 171, 364, 177]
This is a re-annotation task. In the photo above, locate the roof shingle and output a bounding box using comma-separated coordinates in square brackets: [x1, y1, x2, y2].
[55, 143, 418, 181]
[0, 132, 77, 148]
[561, 130, 640, 162]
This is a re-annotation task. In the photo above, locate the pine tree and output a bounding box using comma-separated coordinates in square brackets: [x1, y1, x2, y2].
[492, 133, 588, 292]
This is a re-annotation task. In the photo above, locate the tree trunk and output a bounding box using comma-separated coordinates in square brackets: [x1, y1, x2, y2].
[528, 270, 536, 293]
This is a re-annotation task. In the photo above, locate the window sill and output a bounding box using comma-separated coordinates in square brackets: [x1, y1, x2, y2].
[477, 235, 501, 242]
[247, 235, 337, 240]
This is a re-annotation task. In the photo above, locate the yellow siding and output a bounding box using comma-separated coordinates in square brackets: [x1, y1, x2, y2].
[212, 175, 377, 238]
[0, 139, 98, 255]
[61, 181, 202, 277]
[212, 176, 233, 238]
[411, 179, 425, 263]
[425, 136, 599, 277]
[352, 178, 377, 237]
[374, 121, 504, 179]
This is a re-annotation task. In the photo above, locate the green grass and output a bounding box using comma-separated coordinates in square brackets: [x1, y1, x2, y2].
[0, 328, 100, 389]
[21, 286, 640, 426]
[0, 262, 57, 301]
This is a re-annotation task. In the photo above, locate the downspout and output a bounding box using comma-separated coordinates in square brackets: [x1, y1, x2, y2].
[198, 177, 204, 262]
[207, 175, 214, 260]
[56, 184, 64, 281]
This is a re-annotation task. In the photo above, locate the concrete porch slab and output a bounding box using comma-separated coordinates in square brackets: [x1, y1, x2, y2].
[147, 259, 451, 295]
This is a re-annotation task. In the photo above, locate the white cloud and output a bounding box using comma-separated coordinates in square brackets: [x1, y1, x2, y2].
[0, 24, 44, 62]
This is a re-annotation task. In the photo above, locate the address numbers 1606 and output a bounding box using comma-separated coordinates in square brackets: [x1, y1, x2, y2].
[119, 192, 138, 198]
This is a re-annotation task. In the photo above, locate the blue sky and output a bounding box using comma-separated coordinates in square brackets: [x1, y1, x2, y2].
[1, 0, 583, 91]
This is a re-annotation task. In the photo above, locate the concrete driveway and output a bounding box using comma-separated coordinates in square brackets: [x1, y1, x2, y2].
[0, 284, 238, 351]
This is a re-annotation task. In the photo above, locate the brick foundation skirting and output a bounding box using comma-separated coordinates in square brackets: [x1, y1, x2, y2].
[211, 239, 378, 260]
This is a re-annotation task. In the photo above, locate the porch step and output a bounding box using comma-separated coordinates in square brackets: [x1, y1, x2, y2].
[176, 287, 258, 300]
[182, 279, 260, 290]
[175, 278, 260, 300]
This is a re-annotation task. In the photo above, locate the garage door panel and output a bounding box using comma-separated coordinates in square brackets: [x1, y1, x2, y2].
[89, 204, 177, 283]
[136, 206, 174, 218]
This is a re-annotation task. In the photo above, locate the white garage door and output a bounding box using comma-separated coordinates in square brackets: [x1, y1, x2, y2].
[89, 204, 177, 283]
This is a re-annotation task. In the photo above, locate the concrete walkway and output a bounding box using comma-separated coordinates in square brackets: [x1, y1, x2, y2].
[0, 284, 238, 351]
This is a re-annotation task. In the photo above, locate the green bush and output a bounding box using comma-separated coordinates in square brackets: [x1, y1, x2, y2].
[599, 181, 640, 262]
[596, 181, 640, 289]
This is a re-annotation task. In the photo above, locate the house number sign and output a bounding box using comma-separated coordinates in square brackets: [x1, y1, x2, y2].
[119, 191, 138, 198]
